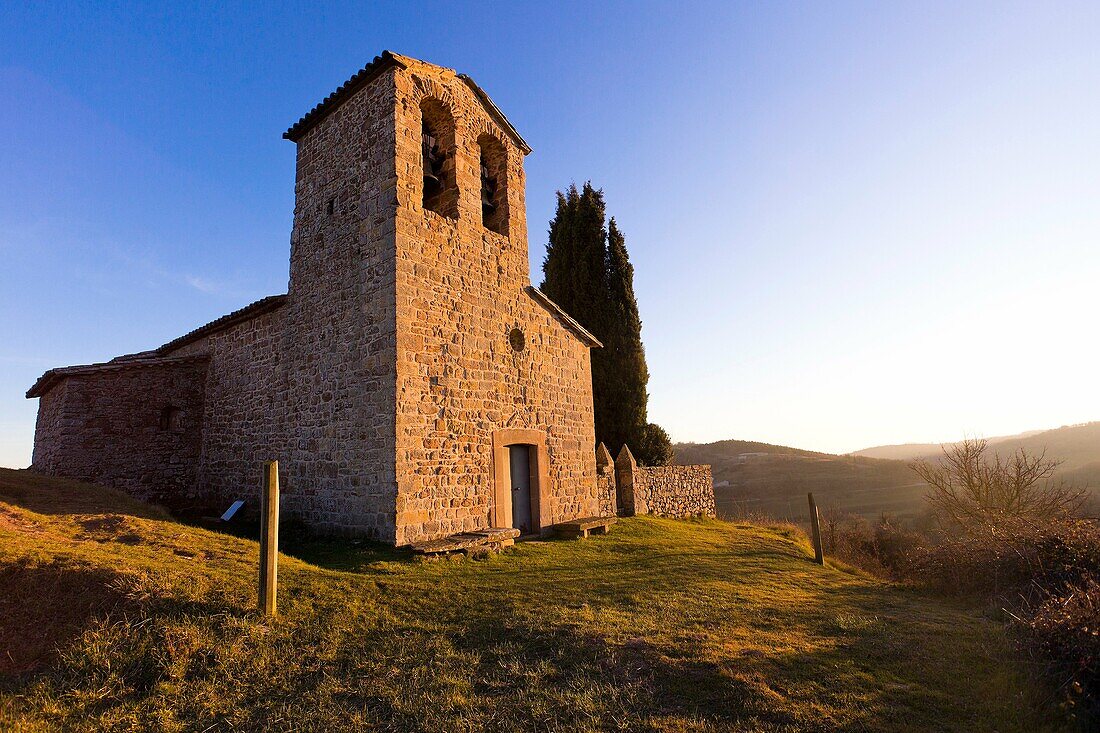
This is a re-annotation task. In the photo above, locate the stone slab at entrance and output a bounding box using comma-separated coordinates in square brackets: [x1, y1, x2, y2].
[409, 527, 521, 558]
[552, 516, 617, 539]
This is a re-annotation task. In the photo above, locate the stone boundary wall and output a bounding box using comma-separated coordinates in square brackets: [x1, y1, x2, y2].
[597, 443, 715, 519]
[634, 465, 715, 518]
[596, 472, 617, 518]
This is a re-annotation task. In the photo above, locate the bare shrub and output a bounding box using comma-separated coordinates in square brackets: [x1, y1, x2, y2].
[871, 513, 923, 573]
[913, 438, 1089, 526]
[1025, 577, 1100, 718]
[909, 517, 1100, 720]
[815, 508, 922, 577]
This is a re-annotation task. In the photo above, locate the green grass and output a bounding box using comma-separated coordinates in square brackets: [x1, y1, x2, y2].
[0, 467, 1072, 732]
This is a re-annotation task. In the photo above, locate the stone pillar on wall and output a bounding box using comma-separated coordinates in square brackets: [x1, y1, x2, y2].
[596, 442, 613, 475]
[615, 444, 647, 516]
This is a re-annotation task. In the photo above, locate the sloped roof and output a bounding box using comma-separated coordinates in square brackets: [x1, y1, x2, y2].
[155, 294, 287, 355]
[525, 286, 602, 348]
[284, 52, 405, 142]
[26, 354, 210, 399]
[283, 51, 531, 154]
[27, 295, 286, 399]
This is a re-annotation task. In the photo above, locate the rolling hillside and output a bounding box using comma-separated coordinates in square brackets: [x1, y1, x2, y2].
[681, 423, 1100, 523]
[854, 422, 1100, 490]
[0, 468, 1067, 731]
[675, 440, 928, 521]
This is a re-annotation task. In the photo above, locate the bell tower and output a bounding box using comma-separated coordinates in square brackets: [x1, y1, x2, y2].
[281, 52, 598, 545]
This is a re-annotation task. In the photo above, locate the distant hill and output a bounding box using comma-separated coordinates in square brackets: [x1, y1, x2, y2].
[853, 423, 1100, 487]
[682, 422, 1100, 523]
[674, 440, 927, 522]
[851, 429, 1047, 461]
[849, 442, 954, 462]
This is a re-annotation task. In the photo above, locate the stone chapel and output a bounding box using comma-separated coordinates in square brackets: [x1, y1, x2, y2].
[26, 52, 609, 545]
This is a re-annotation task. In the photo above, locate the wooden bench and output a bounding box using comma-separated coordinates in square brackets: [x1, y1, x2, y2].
[552, 516, 617, 539]
[410, 527, 520, 558]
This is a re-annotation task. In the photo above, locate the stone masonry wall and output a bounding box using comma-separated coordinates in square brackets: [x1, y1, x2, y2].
[261, 65, 401, 540]
[611, 445, 714, 519]
[635, 465, 716, 518]
[166, 308, 286, 518]
[391, 57, 600, 544]
[167, 66, 403, 539]
[596, 472, 617, 517]
[30, 359, 208, 513]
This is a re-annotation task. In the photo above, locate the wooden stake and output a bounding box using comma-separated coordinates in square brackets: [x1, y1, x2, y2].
[808, 492, 824, 565]
[259, 460, 280, 616]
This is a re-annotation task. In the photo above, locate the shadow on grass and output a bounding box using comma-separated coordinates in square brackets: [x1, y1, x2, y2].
[0, 560, 129, 676]
[281, 536, 410, 570]
[443, 618, 801, 730]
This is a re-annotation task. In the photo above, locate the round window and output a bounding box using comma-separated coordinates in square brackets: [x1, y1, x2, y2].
[508, 327, 526, 352]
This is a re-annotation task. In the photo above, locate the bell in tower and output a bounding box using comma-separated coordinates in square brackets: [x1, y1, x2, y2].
[422, 122, 444, 196]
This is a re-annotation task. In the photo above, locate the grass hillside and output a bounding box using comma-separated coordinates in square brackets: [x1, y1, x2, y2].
[0, 468, 1071, 732]
[675, 441, 927, 522]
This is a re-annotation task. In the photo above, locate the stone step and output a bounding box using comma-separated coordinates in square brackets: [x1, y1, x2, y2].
[410, 527, 520, 557]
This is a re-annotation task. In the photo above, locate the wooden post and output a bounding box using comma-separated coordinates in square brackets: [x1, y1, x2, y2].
[808, 492, 824, 565]
[259, 460, 280, 616]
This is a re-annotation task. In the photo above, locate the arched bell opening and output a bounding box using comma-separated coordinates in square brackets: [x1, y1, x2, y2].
[419, 97, 458, 219]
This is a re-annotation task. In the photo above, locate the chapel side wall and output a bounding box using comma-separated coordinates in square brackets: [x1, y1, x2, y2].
[278, 67, 401, 540]
[167, 308, 286, 516]
[29, 362, 207, 512]
[391, 60, 599, 545]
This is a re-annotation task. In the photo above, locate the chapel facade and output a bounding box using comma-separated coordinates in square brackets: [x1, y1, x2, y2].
[27, 52, 606, 545]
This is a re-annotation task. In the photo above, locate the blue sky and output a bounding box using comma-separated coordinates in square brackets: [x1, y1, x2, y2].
[2, 1, 1099, 467]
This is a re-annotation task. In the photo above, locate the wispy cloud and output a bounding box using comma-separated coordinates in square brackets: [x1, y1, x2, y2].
[184, 275, 222, 294]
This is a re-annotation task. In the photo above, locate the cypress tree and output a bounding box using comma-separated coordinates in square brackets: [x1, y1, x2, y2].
[602, 218, 647, 455]
[541, 184, 674, 465]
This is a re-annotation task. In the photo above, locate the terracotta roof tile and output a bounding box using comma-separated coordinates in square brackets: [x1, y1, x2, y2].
[156, 294, 287, 355]
[283, 52, 404, 142]
[27, 294, 287, 398]
[283, 52, 531, 154]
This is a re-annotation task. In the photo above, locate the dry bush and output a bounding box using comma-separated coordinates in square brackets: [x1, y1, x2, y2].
[913, 438, 1088, 526]
[1025, 577, 1100, 718]
[910, 517, 1100, 720]
[816, 507, 924, 577]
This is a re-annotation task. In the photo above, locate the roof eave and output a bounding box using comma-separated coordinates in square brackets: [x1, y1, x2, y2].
[156, 294, 287, 355]
[26, 354, 211, 399]
[283, 53, 533, 156]
[283, 51, 406, 142]
[524, 286, 602, 348]
[457, 74, 532, 155]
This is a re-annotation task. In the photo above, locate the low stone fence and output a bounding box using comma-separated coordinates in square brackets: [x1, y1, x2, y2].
[635, 465, 715, 518]
[595, 443, 715, 519]
[596, 468, 617, 517]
